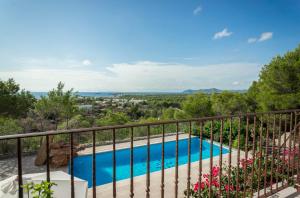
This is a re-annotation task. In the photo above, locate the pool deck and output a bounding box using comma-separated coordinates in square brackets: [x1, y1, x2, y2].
[79, 134, 243, 198]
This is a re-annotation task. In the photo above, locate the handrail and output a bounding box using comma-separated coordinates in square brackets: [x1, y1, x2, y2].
[0, 109, 299, 140]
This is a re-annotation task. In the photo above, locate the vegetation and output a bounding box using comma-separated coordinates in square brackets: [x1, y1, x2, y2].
[184, 148, 298, 197]
[0, 78, 35, 118]
[23, 181, 57, 198]
[248, 44, 300, 111]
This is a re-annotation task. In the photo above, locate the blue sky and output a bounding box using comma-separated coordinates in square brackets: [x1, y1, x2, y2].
[0, 0, 300, 91]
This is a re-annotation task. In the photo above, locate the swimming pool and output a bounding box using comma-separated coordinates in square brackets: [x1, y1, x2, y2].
[72, 137, 228, 187]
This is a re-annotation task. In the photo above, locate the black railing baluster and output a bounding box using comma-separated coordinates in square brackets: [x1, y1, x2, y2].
[70, 133, 75, 198]
[209, 120, 213, 198]
[295, 119, 300, 185]
[46, 135, 50, 182]
[161, 124, 165, 198]
[175, 122, 179, 198]
[130, 127, 134, 198]
[270, 114, 276, 193]
[292, 113, 298, 182]
[113, 129, 116, 198]
[236, 116, 241, 198]
[227, 118, 233, 198]
[243, 116, 249, 197]
[219, 119, 223, 196]
[250, 116, 256, 197]
[198, 122, 203, 195]
[146, 125, 150, 198]
[17, 138, 23, 198]
[257, 116, 263, 197]
[287, 113, 293, 182]
[264, 114, 270, 196]
[187, 122, 192, 198]
[276, 114, 282, 190]
[283, 114, 288, 186]
[92, 130, 96, 198]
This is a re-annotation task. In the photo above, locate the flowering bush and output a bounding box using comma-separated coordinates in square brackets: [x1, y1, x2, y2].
[184, 165, 243, 197]
[184, 149, 299, 198]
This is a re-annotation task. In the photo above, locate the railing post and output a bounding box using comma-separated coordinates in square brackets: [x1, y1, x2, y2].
[174, 122, 179, 198]
[130, 127, 134, 198]
[243, 116, 249, 197]
[186, 121, 192, 198]
[297, 124, 300, 192]
[161, 124, 165, 198]
[113, 129, 117, 198]
[250, 116, 256, 197]
[70, 133, 75, 198]
[17, 138, 23, 198]
[209, 120, 213, 198]
[92, 130, 96, 198]
[146, 125, 150, 198]
[228, 118, 233, 198]
[46, 135, 50, 182]
[270, 114, 276, 193]
[236, 116, 241, 198]
[198, 122, 203, 195]
[263, 114, 270, 196]
[257, 116, 263, 197]
[219, 119, 223, 197]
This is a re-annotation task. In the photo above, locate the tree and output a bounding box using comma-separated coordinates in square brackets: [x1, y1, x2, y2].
[34, 82, 77, 129]
[246, 81, 259, 112]
[250, 44, 300, 111]
[0, 117, 22, 135]
[58, 114, 92, 129]
[182, 93, 213, 118]
[0, 117, 22, 154]
[211, 92, 248, 115]
[128, 105, 144, 120]
[95, 111, 129, 126]
[0, 78, 36, 117]
[161, 108, 176, 120]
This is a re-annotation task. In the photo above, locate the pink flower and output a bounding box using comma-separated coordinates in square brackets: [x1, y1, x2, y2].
[194, 182, 199, 192]
[224, 185, 234, 192]
[211, 179, 219, 187]
[212, 166, 220, 177]
[193, 182, 206, 192]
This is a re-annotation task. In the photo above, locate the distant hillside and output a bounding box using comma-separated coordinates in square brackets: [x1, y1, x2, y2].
[182, 88, 246, 94]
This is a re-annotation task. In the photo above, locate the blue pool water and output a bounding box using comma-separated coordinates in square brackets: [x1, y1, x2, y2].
[72, 137, 228, 187]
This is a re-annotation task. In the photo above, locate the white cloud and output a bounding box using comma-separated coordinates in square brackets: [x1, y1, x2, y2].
[247, 38, 257, 43]
[193, 6, 202, 15]
[247, 32, 273, 43]
[0, 61, 261, 91]
[16, 57, 93, 68]
[258, 32, 273, 42]
[213, 28, 233, 40]
[82, 59, 92, 66]
[232, 81, 240, 86]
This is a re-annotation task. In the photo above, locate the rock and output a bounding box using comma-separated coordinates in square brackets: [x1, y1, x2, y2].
[50, 142, 60, 149]
[35, 137, 79, 168]
[50, 153, 69, 168]
[34, 136, 53, 166]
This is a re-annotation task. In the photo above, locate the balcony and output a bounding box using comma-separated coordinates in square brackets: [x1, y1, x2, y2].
[0, 109, 299, 198]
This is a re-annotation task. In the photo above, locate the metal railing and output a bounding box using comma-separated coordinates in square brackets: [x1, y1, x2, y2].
[0, 109, 300, 198]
